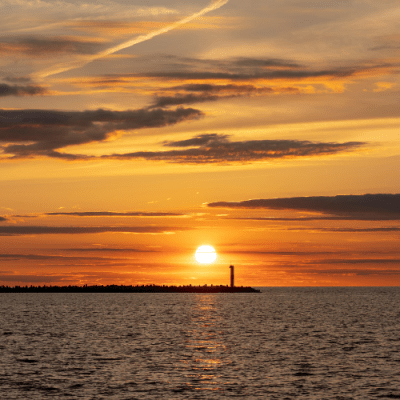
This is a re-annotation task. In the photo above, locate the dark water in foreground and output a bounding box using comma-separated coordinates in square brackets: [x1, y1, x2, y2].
[1, 288, 400, 399]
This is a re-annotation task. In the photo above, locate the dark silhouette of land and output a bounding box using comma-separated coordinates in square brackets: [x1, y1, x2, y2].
[0, 284, 260, 293]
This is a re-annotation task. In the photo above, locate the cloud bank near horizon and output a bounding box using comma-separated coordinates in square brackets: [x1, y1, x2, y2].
[208, 194, 400, 220]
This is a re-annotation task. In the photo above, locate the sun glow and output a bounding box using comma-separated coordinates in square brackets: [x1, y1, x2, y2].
[195, 245, 217, 264]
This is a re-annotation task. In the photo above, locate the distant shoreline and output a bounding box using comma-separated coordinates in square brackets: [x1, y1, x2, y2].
[0, 285, 260, 293]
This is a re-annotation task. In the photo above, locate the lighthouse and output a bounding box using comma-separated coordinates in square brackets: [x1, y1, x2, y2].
[229, 265, 234, 288]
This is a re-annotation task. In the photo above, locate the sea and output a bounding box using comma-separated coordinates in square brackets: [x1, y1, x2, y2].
[1, 287, 400, 399]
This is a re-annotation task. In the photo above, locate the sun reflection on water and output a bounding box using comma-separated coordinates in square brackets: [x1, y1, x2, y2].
[173, 295, 234, 394]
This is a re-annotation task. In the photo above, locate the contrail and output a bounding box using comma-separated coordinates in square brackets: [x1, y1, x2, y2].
[33, 0, 229, 79]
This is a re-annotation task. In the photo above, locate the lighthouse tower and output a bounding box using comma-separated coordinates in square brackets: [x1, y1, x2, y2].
[229, 265, 234, 288]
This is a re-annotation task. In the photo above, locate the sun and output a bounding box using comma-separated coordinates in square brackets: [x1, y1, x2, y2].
[195, 245, 217, 264]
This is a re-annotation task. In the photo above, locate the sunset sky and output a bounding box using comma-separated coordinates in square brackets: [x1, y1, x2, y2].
[1, 0, 400, 286]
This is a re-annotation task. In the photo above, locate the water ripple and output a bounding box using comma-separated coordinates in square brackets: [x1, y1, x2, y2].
[1, 288, 400, 398]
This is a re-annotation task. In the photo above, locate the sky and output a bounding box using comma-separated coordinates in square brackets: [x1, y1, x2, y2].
[1, 0, 400, 287]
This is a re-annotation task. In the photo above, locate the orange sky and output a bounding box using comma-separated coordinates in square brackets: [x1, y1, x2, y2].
[1, 0, 400, 286]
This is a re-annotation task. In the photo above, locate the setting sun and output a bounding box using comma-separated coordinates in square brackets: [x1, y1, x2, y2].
[195, 245, 217, 264]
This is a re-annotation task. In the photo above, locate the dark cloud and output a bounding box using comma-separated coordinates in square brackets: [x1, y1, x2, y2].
[163, 133, 229, 147]
[145, 69, 355, 81]
[0, 274, 71, 283]
[0, 254, 115, 261]
[228, 216, 361, 221]
[86, 55, 372, 90]
[105, 134, 364, 164]
[312, 258, 400, 265]
[152, 93, 220, 108]
[0, 270, 138, 284]
[172, 84, 294, 94]
[0, 225, 190, 236]
[227, 250, 349, 256]
[0, 83, 47, 97]
[304, 227, 400, 233]
[131, 54, 355, 81]
[7, 215, 37, 219]
[158, 55, 302, 70]
[150, 84, 297, 108]
[46, 211, 185, 217]
[292, 269, 400, 276]
[3, 76, 32, 83]
[0, 107, 202, 159]
[65, 247, 156, 252]
[232, 57, 301, 68]
[0, 37, 104, 56]
[208, 194, 400, 219]
[0, 216, 7, 222]
[0, 104, 363, 163]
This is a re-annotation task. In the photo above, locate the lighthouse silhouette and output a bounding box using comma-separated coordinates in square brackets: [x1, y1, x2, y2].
[229, 265, 234, 288]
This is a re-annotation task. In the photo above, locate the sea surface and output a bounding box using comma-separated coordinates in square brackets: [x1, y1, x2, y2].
[1, 287, 400, 399]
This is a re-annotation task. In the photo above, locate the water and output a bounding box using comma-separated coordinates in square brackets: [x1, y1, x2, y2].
[1, 288, 400, 399]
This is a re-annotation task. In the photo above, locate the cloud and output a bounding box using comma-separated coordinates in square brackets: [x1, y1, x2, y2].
[65, 247, 156, 252]
[208, 194, 400, 219]
[290, 269, 400, 276]
[0, 270, 145, 284]
[46, 211, 186, 217]
[34, 0, 229, 78]
[69, 17, 228, 37]
[0, 216, 8, 222]
[145, 69, 356, 81]
[0, 107, 203, 159]
[228, 216, 362, 221]
[0, 83, 47, 97]
[128, 55, 363, 82]
[80, 55, 395, 100]
[0, 274, 71, 283]
[163, 133, 229, 147]
[0, 119, 363, 162]
[0, 37, 105, 57]
[0, 254, 115, 261]
[150, 84, 298, 108]
[81, 56, 303, 85]
[104, 134, 364, 164]
[302, 227, 400, 233]
[0, 225, 190, 236]
[312, 258, 400, 265]
[152, 93, 221, 108]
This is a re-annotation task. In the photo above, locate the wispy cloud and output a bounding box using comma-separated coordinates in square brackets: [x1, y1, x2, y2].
[0, 225, 190, 236]
[65, 247, 156, 253]
[0, 254, 116, 262]
[208, 194, 400, 220]
[46, 211, 186, 217]
[69, 17, 230, 37]
[34, 0, 229, 78]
